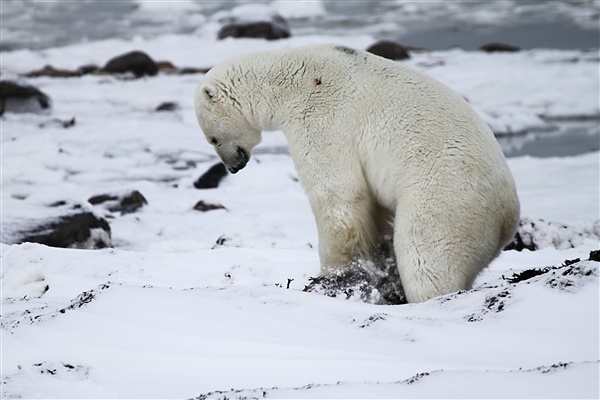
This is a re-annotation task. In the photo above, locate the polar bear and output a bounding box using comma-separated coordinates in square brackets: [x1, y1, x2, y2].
[194, 45, 520, 303]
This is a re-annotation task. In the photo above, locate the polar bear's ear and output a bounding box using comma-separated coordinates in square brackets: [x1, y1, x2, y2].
[199, 84, 217, 103]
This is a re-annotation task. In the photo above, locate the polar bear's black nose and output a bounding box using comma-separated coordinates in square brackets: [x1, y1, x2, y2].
[237, 146, 248, 163]
[228, 146, 249, 174]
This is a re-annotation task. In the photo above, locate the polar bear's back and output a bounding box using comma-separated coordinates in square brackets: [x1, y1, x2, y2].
[293, 45, 500, 150]
[307, 47, 511, 186]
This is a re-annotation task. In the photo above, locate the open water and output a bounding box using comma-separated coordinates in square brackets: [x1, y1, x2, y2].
[2, 1, 598, 51]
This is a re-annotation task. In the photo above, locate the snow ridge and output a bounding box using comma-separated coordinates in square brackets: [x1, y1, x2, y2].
[2, 253, 597, 399]
[192, 361, 599, 400]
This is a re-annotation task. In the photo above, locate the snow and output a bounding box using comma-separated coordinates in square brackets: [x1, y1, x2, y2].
[272, 0, 327, 20]
[1, 23, 599, 400]
[2, 244, 598, 398]
[510, 152, 599, 222]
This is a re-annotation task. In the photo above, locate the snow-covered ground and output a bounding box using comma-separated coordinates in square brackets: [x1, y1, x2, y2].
[1, 16, 599, 400]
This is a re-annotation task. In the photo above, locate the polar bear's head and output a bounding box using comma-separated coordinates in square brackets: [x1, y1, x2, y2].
[194, 79, 262, 174]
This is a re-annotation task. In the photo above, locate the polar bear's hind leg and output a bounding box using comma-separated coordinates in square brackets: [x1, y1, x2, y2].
[392, 211, 485, 303]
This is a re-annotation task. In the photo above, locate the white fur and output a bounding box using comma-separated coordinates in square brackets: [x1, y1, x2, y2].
[194, 45, 520, 303]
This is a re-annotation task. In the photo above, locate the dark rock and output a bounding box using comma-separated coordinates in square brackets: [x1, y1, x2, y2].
[156, 61, 178, 74]
[218, 14, 291, 40]
[367, 40, 411, 60]
[103, 51, 158, 78]
[480, 43, 521, 53]
[212, 235, 230, 248]
[178, 66, 211, 75]
[20, 212, 111, 249]
[503, 230, 536, 252]
[88, 190, 148, 215]
[118, 191, 147, 213]
[155, 102, 178, 112]
[39, 117, 76, 129]
[62, 117, 76, 128]
[562, 257, 581, 267]
[22, 65, 82, 78]
[589, 250, 600, 262]
[193, 200, 226, 212]
[0, 80, 51, 116]
[49, 200, 69, 207]
[88, 194, 117, 205]
[506, 267, 551, 284]
[155, 60, 210, 75]
[194, 163, 229, 189]
[77, 64, 101, 75]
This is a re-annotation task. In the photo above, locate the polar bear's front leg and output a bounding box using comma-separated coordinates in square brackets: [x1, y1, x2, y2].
[307, 187, 379, 273]
[285, 125, 378, 273]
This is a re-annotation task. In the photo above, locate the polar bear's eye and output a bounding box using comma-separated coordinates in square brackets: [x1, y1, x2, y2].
[210, 137, 218, 145]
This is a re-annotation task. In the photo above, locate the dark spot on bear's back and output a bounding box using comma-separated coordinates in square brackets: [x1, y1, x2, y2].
[334, 46, 357, 55]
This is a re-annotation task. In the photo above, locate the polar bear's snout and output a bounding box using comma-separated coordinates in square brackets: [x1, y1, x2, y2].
[219, 145, 249, 174]
[227, 146, 249, 174]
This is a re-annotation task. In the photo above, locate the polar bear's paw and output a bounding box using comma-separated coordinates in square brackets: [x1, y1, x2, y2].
[303, 260, 406, 305]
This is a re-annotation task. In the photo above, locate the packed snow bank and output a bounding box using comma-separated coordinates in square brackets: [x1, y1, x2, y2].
[509, 152, 599, 222]
[197, 361, 599, 399]
[2, 244, 598, 399]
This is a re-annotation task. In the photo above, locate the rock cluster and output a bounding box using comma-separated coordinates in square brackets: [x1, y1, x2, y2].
[88, 190, 148, 215]
[7, 162, 238, 248]
[0, 81, 51, 116]
[10, 190, 149, 250]
[20, 50, 209, 80]
[11, 201, 112, 250]
[505, 218, 600, 251]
